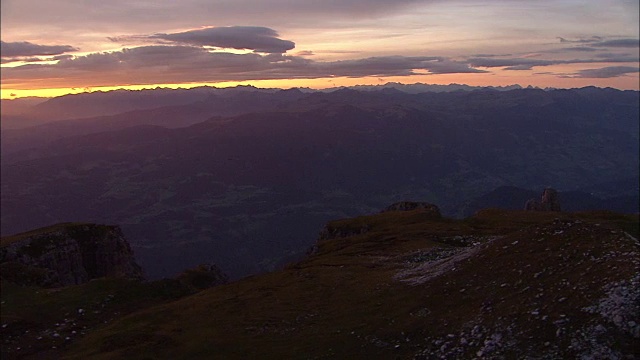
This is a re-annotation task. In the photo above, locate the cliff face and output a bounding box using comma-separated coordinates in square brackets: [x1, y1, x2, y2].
[56, 209, 638, 360]
[0, 223, 144, 286]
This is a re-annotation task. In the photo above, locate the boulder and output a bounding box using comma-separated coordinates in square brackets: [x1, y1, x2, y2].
[382, 202, 442, 218]
[525, 188, 561, 212]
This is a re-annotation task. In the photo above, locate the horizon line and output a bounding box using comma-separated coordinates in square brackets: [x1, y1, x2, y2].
[2, 81, 637, 100]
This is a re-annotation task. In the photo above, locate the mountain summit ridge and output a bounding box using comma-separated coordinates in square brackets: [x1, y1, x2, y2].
[2, 207, 635, 359]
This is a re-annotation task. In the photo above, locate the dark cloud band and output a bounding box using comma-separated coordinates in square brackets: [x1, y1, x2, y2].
[1, 46, 485, 88]
[133, 26, 296, 54]
[469, 54, 639, 71]
[566, 66, 640, 78]
[1, 41, 78, 58]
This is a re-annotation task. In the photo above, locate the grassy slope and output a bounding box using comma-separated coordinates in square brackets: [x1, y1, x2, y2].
[0, 278, 196, 359]
[51, 209, 639, 359]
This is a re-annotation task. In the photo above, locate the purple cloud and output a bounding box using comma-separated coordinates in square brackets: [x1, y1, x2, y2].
[556, 36, 639, 50]
[557, 36, 602, 44]
[469, 54, 639, 71]
[0, 41, 78, 57]
[568, 66, 640, 78]
[562, 47, 598, 52]
[1, 46, 488, 88]
[591, 39, 639, 48]
[468, 57, 557, 70]
[149, 26, 295, 53]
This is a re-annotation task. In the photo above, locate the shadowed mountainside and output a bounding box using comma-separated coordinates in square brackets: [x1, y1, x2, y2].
[1, 87, 638, 279]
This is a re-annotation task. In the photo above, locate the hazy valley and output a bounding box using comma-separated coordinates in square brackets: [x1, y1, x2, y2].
[2, 85, 638, 279]
[3, 0, 640, 357]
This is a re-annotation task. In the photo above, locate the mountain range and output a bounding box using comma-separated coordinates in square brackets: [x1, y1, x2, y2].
[1, 85, 638, 279]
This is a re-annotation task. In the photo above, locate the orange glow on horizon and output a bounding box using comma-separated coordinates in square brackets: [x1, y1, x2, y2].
[2, 70, 638, 99]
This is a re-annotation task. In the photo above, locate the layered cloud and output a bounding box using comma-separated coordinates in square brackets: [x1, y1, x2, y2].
[154, 26, 295, 53]
[112, 26, 296, 54]
[1, 41, 78, 58]
[565, 66, 640, 78]
[1, 18, 639, 90]
[591, 39, 639, 48]
[1, 0, 430, 33]
[1, 45, 487, 88]
[469, 52, 639, 71]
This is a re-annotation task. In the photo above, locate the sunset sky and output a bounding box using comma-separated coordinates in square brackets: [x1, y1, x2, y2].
[1, 0, 638, 98]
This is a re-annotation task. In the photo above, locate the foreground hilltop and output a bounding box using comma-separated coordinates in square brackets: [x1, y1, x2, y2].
[14, 206, 630, 359]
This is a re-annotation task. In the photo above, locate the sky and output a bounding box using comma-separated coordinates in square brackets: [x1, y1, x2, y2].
[1, 0, 638, 98]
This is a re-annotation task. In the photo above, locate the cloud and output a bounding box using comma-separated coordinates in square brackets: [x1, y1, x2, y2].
[0, 41, 78, 57]
[593, 53, 639, 63]
[148, 26, 295, 53]
[2, 0, 431, 32]
[1, 46, 487, 88]
[561, 46, 598, 52]
[469, 53, 640, 71]
[468, 57, 557, 70]
[52, 54, 74, 61]
[471, 53, 513, 58]
[557, 36, 639, 49]
[420, 59, 487, 74]
[591, 39, 639, 48]
[557, 36, 602, 44]
[566, 66, 640, 78]
[0, 56, 43, 64]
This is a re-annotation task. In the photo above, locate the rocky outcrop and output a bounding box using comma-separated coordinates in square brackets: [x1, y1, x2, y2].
[175, 264, 229, 290]
[383, 201, 442, 217]
[540, 188, 561, 211]
[0, 223, 144, 286]
[525, 188, 561, 211]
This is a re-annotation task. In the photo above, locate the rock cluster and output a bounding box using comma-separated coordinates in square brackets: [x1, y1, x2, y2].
[0, 223, 144, 286]
[382, 202, 441, 217]
[525, 188, 561, 211]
